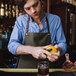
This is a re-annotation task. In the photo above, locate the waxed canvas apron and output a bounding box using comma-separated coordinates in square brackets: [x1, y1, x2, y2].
[18, 16, 51, 68]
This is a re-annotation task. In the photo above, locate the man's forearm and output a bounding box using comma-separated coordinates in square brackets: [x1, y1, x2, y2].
[16, 45, 34, 55]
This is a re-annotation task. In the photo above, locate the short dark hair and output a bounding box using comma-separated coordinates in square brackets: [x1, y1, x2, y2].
[15, 0, 27, 9]
[16, 0, 43, 9]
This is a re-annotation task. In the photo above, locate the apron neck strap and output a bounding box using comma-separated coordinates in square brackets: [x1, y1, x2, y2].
[46, 17, 50, 35]
[26, 16, 50, 35]
[26, 16, 30, 35]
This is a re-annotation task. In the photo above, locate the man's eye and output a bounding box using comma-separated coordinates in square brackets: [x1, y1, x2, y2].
[26, 8, 30, 10]
[33, 2, 38, 7]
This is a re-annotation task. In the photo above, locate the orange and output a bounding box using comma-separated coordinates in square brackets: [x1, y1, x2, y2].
[45, 46, 57, 53]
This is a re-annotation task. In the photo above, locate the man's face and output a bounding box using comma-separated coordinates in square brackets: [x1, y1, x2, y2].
[24, 0, 42, 19]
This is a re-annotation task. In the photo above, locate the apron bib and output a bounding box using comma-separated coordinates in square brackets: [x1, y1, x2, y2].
[18, 16, 54, 68]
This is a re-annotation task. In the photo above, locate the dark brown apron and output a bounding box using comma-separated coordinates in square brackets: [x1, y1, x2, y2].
[18, 16, 52, 68]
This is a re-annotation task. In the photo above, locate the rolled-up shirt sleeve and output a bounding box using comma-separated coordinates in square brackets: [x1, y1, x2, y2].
[56, 16, 67, 56]
[8, 18, 23, 55]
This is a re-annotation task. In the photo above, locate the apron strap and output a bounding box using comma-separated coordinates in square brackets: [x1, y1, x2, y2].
[46, 17, 50, 35]
[26, 16, 50, 35]
[26, 16, 30, 35]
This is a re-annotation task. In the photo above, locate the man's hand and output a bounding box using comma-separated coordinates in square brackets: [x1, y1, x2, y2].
[29, 44, 61, 62]
[47, 45, 61, 62]
[30, 46, 51, 59]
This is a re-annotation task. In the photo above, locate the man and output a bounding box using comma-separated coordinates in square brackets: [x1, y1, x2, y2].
[8, 0, 67, 68]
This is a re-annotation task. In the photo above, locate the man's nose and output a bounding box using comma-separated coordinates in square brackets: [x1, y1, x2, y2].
[31, 7, 36, 13]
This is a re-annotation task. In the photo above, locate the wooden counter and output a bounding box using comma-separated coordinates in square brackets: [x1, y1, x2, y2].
[0, 69, 76, 76]
[0, 68, 76, 72]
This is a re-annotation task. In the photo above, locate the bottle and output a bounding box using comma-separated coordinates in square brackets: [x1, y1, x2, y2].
[0, 2, 4, 19]
[0, 2, 1, 16]
[71, 62, 76, 69]
[12, 5, 16, 18]
[0, 24, 3, 35]
[69, 0, 74, 5]
[16, 5, 19, 18]
[67, 0, 70, 3]
[74, 0, 76, 6]
[62, 53, 73, 71]
[5, 4, 8, 18]
[5, 28, 10, 39]
[8, 4, 12, 18]
[62, 0, 67, 2]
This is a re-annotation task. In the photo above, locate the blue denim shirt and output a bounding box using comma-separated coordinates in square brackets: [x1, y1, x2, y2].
[8, 13, 67, 56]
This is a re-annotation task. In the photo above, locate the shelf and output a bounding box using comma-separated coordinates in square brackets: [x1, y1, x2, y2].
[51, 2, 76, 13]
